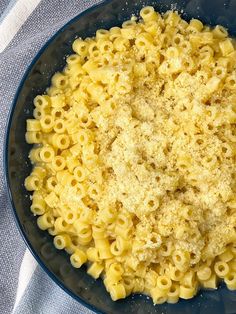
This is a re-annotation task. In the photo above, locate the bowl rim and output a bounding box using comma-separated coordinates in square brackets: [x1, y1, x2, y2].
[3, 1, 117, 313]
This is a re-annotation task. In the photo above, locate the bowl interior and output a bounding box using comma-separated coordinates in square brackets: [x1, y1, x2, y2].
[5, 0, 236, 313]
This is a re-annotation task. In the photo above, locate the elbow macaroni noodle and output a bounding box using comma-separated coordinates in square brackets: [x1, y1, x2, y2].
[25, 7, 236, 304]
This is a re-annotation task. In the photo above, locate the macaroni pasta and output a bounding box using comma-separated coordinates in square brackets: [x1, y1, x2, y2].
[25, 7, 236, 304]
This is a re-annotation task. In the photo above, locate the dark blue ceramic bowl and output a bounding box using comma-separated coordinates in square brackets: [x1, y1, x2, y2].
[4, 0, 236, 313]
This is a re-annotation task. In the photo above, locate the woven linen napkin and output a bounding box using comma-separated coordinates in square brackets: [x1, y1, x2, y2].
[0, 1, 103, 313]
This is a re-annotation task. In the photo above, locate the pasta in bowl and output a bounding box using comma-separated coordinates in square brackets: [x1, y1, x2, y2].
[5, 0, 236, 312]
[24, 6, 236, 304]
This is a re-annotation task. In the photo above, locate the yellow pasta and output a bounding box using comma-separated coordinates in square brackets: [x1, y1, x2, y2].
[197, 266, 212, 281]
[25, 175, 41, 191]
[179, 284, 197, 299]
[39, 146, 55, 163]
[34, 95, 51, 108]
[53, 234, 71, 250]
[214, 261, 230, 278]
[224, 272, 236, 290]
[40, 115, 54, 132]
[219, 38, 234, 56]
[150, 286, 167, 304]
[37, 212, 54, 230]
[87, 262, 104, 279]
[70, 250, 87, 268]
[167, 283, 180, 304]
[25, 6, 236, 304]
[202, 274, 218, 289]
[123, 276, 134, 295]
[109, 283, 126, 301]
[51, 72, 68, 89]
[30, 191, 46, 213]
[25, 131, 42, 144]
[31, 166, 46, 179]
[86, 247, 100, 262]
[26, 119, 41, 132]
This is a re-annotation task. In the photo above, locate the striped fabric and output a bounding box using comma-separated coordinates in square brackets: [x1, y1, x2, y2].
[0, 1, 101, 313]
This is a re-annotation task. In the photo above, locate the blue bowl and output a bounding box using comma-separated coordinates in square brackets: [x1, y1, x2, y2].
[4, 0, 236, 313]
